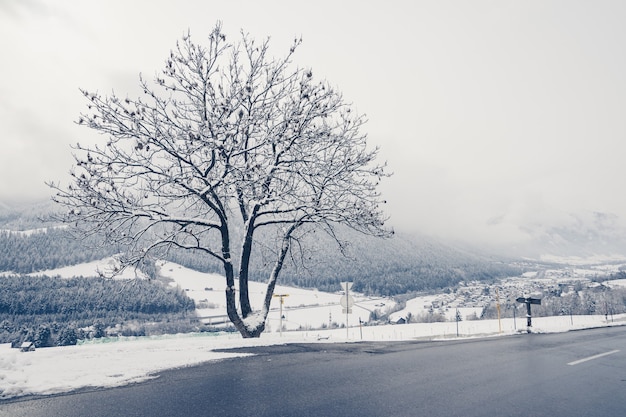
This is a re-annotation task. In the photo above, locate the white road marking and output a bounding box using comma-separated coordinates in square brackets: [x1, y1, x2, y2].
[567, 349, 620, 366]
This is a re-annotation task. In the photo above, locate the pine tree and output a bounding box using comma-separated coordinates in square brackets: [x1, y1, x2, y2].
[34, 324, 53, 348]
[58, 326, 78, 346]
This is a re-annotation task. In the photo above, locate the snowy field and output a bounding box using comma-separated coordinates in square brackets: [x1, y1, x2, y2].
[29, 259, 397, 331]
[1, 257, 625, 400]
[157, 261, 393, 330]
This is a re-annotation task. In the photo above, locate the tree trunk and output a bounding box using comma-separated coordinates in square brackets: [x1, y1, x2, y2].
[225, 292, 266, 338]
[241, 323, 265, 338]
[238, 232, 254, 318]
[221, 223, 255, 337]
[223, 247, 266, 338]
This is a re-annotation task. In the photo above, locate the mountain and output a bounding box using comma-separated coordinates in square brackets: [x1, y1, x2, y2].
[0, 198, 58, 230]
[497, 211, 626, 259]
[267, 228, 522, 295]
[0, 199, 122, 274]
[5, 201, 626, 296]
[0, 200, 522, 296]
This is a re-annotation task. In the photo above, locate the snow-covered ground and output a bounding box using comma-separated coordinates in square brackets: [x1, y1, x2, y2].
[158, 261, 394, 330]
[0, 225, 68, 237]
[30, 259, 398, 331]
[2, 256, 625, 400]
[31, 256, 149, 280]
[389, 294, 484, 323]
[606, 278, 626, 288]
[1, 314, 624, 400]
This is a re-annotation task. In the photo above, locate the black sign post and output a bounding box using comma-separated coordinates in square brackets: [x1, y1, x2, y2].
[516, 297, 541, 333]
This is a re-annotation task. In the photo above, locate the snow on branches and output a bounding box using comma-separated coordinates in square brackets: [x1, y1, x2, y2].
[49, 22, 391, 338]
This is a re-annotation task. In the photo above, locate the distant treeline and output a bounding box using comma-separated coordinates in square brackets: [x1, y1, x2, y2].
[164, 244, 520, 296]
[0, 228, 120, 274]
[0, 225, 523, 297]
[284, 263, 520, 296]
[0, 275, 196, 346]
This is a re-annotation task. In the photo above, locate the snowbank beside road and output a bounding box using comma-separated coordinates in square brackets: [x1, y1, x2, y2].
[0, 333, 263, 399]
[1, 314, 625, 400]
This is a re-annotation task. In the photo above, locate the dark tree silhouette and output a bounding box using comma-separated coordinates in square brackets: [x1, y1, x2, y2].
[50, 23, 391, 337]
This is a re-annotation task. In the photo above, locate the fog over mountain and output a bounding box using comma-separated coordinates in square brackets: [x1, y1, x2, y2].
[2, 199, 626, 298]
[478, 210, 626, 259]
[4, 198, 626, 259]
[3, 2, 626, 251]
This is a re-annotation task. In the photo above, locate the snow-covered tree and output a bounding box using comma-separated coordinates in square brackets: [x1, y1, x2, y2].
[34, 325, 52, 348]
[49, 23, 391, 338]
[58, 326, 78, 346]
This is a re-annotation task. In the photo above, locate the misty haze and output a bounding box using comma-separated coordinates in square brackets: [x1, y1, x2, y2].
[1, 1, 626, 416]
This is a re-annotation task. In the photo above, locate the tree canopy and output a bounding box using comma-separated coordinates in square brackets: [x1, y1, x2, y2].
[50, 23, 391, 337]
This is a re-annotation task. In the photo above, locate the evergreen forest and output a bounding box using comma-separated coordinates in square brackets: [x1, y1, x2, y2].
[0, 228, 119, 274]
[0, 218, 522, 297]
[0, 275, 196, 347]
[0, 201, 524, 347]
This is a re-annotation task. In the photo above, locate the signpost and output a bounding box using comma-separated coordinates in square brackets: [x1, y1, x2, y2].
[340, 282, 354, 339]
[495, 288, 502, 333]
[516, 297, 541, 333]
[359, 317, 364, 340]
[273, 293, 289, 336]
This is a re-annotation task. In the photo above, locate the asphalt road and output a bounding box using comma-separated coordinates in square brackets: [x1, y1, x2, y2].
[2, 326, 625, 417]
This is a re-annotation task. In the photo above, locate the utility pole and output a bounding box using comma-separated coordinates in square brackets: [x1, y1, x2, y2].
[496, 288, 502, 333]
[272, 294, 289, 336]
[346, 283, 350, 339]
[340, 282, 354, 339]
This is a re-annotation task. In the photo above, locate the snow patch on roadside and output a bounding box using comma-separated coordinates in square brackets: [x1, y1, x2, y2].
[2, 314, 625, 400]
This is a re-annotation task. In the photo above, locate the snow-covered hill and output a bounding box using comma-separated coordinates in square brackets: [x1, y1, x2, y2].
[157, 260, 395, 330]
[29, 256, 149, 280]
[2, 245, 626, 400]
[23, 257, 397, 332]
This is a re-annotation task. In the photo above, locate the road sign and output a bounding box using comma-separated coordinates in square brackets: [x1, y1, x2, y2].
[273, 293, 289, 304]
[516, 297, 541, 305]
[272, 294, 289, 336]
[340, 294, 354, 309]
[516, 296, 542, 332]
[342, 308, 352, 314]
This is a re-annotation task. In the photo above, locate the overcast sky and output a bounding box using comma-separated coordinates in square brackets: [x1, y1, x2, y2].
[2, 0, 626, 246]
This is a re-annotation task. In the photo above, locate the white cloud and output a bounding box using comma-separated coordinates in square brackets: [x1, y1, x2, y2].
[2, 0, 626, 245]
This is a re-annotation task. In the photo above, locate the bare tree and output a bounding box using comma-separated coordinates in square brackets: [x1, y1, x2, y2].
[49, 23, 391, 338]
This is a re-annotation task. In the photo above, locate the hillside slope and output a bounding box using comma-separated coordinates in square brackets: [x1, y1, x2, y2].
[266, 228, 522, 295]
[0, 201, 521, 295]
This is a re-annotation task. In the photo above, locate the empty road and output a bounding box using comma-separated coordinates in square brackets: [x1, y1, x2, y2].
[2, 326, 625, 417]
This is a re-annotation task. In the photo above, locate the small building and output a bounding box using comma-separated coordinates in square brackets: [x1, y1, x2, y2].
[20, 341, 35, 352]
